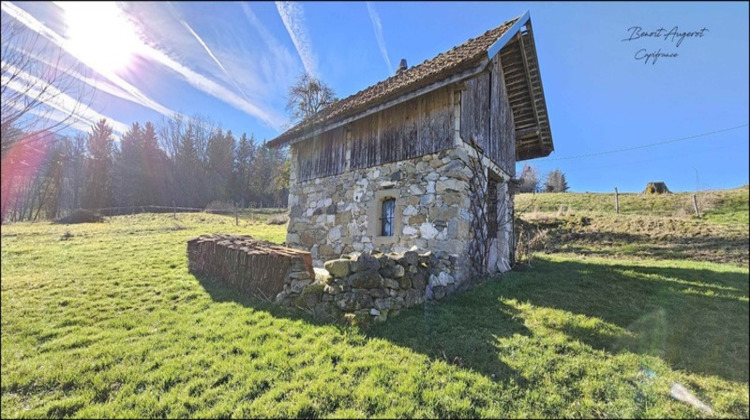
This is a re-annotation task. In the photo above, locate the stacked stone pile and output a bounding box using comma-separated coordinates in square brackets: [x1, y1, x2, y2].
[187, 234, 314, 299]
[187, 235, 464, 328]
[275, 249, 459, 327]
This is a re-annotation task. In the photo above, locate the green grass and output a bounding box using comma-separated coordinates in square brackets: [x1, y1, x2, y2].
[516, 185, 749, 224]
[2, 211, 749, 418]
[516, 186, 749, 267]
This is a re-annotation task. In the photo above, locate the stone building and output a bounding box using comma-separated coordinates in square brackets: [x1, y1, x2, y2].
[268, 12, 554, 290]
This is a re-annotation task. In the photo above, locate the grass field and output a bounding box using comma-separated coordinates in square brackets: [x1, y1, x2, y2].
[1, 191, 748, 418]
[516, 186, 749, 267]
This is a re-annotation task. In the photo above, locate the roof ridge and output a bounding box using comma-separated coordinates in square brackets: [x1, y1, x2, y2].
[269, 16, 520, 148]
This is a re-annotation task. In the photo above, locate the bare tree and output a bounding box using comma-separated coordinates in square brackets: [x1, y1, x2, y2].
[285, 73, 336, 123]
[518, 164, 540, 193]
[1, 19, 92, 157]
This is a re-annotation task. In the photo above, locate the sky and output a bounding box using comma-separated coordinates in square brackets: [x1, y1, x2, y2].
[2, 1, 748, 193]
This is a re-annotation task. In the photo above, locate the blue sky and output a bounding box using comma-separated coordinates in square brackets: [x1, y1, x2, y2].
[3, 1, 748, 192]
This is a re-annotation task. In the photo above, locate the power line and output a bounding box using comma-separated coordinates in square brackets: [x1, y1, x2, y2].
[543, 123, 749, 161]
[559, 143, 735, 175]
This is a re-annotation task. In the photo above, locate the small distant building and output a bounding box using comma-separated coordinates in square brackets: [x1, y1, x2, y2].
[268, 12, 554, 287]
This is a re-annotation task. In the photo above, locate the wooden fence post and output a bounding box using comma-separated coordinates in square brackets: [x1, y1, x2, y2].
[235, 206, 239, 226]
[692, 194, 701, 217]
[614, 187, 620, 214]
[173, 201, 176, 220]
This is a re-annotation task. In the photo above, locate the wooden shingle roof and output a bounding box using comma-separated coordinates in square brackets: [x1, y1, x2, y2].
[268, 12, 553, 161]
[268, 17, 518, 148]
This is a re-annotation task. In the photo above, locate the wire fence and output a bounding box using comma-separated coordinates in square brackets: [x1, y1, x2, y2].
[514, 188, 735, 220]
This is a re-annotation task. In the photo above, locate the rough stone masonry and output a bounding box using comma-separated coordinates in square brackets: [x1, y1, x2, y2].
[187, 235, 460, 327]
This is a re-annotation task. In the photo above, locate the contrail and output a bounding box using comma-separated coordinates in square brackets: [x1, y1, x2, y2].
[3, 1, 176, 118]
[4, 1, 286, 129]
[367, 2, 393, 75]
[169, 2, 253, 104]
[2, 64, 130, 135]
[275, 1, 318, 77]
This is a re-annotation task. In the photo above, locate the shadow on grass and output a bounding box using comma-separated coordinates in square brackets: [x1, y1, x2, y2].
[548, 229, 749, 266]
[367, 289, 532, 386]
[193, 270, 529, 387]
[194, 255, 748, 385]
[485, 258, 749, 383]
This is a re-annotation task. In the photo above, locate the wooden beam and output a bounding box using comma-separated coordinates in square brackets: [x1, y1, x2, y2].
[515, 127, 540, 139]
[517, 28, 540, 131]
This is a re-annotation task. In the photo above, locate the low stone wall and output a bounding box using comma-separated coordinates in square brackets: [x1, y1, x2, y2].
[188, 235, 463, 328]
[275, 249, 460, 327]
[187, 235, 314, 299]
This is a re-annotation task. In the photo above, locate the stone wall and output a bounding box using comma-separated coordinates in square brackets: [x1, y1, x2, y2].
[287, 146, 477, 285]
[275, 249, 460, 327]
[187, 236, 464, 328]
[287, 141, 516, 284]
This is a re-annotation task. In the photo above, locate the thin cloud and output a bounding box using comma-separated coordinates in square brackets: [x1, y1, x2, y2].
[5, 1, 286, 130]
[2, 1, 176, 118]
[168, 3, 253, 104]
[6, 42, 151, 113]
[240, 3, 299, 92]
[2, 63, 130, 135]
[142, 44, 285, 129]
[275, 1, 318, 77]
[366, 2, 393, 75]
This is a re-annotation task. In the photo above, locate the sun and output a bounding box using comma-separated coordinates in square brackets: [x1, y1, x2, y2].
[62, 2, 141, 73]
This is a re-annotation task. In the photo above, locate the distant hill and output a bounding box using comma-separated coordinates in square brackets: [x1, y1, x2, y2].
[515, 186, 749, 266]
[516, 185, 749, 225]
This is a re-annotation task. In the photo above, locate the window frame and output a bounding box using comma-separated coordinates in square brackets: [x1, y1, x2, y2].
[381, 198, 396, 237]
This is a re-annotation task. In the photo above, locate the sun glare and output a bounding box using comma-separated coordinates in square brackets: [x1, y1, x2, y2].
[62, 2, 140, 73]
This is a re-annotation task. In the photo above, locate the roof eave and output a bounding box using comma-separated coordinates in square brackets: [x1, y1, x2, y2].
[268, 57, 491, 149]
[486, 10, 531, 60]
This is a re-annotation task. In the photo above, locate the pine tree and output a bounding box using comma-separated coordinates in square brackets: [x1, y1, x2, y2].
[232, 132, 256, 206]
[544, 169, 569, 193]
[207, 129, 235, 202]
[83, 119, 115, 209]
[176, 127, 202, 207]
[118, 122, 143, 207]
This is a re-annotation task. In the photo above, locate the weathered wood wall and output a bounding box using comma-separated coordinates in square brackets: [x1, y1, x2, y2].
[296, 127, 347, 182]
[350, 87, 454, 170]
[295, 86, 456, 181]
[491, 54, 516, 177]
[460, 56, 516, 177]
[460, 73, 490, 153]
[295, 73, 515, 181]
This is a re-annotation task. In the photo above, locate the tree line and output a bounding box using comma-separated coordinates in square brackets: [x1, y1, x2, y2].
[1, 115, 289, 222]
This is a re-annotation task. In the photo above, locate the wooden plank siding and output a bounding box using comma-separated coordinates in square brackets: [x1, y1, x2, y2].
[295, 127, 347, 182]
[490, 54, 516, 177]
[460, 55, 516, 176]
[295, 86, 457, 180]
[351, 86, 454, 170]
[459, 73, 490, 152]
[293, 76, 515, 182]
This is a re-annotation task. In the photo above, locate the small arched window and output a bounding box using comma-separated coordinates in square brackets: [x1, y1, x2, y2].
[381, 198, 395, 236]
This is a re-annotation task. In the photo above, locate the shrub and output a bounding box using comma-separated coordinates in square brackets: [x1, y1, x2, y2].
[266, 215, 289, 225]
[53, 209, 104, 224]
[204, 200, 236, 214]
